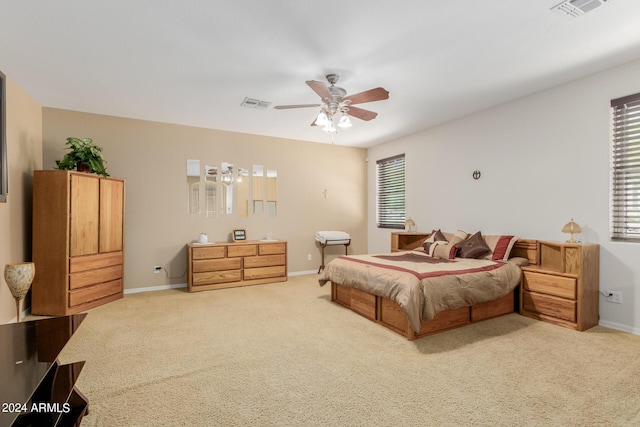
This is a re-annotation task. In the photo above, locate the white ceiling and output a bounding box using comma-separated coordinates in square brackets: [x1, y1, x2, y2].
[2, 1, 640, 148]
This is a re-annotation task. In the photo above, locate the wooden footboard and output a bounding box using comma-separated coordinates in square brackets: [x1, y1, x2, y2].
[331, 282, 515, 340]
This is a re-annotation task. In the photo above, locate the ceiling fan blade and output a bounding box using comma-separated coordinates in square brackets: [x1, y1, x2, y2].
[306, 80, 333, 100]
[347, 106, 378, 121]
[344, 87, 389, 105]
[273, 104, 321, 110]
[310, 118, 318, 127]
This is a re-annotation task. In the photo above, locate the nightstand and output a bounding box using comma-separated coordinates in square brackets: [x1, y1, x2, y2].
[520, 240, 599, 331]
[390, 232, 430, 252]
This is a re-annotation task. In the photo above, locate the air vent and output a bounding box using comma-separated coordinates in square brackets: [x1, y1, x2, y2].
[240, 97, 271, 110]
[551, 0, 611, 18]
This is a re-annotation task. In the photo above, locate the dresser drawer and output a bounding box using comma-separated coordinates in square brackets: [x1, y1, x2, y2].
[193, 270, 242, 286]
[523, 271, 576, 299]
[69, 265, 122, 290]
[192, 246, 225, 260]
[69, 279, 122, 307]
[259, 242, 286, 255]
[192, 257, 241, 273]
[243, 265, 286, 280]
[228, 244, 257, 257]
[244, 254, 286, 268]
[523, 291, 576, 322]
[70, 251, 123, 273]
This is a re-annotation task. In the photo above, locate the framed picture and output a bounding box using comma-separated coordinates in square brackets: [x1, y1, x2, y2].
[232, 229, 246, 242]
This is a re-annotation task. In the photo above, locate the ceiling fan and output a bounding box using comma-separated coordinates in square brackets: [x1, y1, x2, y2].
[274, 74, 389, 133]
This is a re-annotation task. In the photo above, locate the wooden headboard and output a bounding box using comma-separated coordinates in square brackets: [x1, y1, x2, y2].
[510, 239, 538, 265]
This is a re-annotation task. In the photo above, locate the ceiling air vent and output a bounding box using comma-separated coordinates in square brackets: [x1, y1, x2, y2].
[240, 97, 271, 110]
[551, 0, 611, 18]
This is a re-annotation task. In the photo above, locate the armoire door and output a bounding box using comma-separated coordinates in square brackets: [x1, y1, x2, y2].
[69, 174, 100, 257]
[99, 178, 124, 253]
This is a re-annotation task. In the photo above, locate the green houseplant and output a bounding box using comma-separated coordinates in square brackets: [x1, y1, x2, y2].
[55, 137, 109, 177]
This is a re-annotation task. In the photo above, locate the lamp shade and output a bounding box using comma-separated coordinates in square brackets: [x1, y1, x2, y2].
[561, 218, 582, 243]
[337, 113, 352, 128]
[316, 111, 329, 126]
[322, 121, 336, 133]
[404, 218, 416, 232]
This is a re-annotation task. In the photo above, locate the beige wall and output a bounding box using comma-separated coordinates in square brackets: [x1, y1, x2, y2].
[0, 75, 43, 323]
[42, 109, 367, 290]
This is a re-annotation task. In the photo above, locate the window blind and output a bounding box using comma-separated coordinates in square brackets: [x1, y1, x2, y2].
[611, 92, 640, 241]
[376, 154, 405, 229]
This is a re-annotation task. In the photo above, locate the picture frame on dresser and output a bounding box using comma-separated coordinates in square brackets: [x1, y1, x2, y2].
[232, 228, 247, 242]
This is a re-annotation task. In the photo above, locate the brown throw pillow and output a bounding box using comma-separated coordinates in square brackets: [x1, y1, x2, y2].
[457, 231, 491, 259]
[422, 229, 448, 253]
[432, 233, 466, 260]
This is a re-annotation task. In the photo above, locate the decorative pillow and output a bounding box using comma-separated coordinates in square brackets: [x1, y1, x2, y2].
[481, 235, 519, 261]
[457, 231, 492, 259]
[422, 229, 448, 253]
[431, 231, 467, 260]
[452, 230, 468, 241]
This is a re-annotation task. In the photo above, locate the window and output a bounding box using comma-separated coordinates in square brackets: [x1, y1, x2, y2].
[376, 154, 405, 229]
[611, 92, 640, 241]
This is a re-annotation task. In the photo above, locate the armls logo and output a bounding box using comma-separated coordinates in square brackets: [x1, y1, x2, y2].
[31, 402, 72, 414]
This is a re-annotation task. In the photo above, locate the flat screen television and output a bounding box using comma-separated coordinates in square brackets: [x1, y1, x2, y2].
[0, 70, 7, 203]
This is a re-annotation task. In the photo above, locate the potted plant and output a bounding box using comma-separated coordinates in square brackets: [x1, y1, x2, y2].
[55, 137, 109, 177]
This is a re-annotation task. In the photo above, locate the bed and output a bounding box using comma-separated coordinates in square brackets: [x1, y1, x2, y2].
[318, 231, 538, 340]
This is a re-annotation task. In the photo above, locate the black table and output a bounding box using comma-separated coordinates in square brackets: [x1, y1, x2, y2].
[0, 314, 88, 427]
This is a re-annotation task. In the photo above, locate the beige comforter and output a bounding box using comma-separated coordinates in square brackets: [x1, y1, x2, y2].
[318, 250, 524, 332]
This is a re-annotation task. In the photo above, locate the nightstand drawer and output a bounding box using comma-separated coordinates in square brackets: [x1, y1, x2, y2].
[523, 291, 576, 322]
[523, 271, 576, 299]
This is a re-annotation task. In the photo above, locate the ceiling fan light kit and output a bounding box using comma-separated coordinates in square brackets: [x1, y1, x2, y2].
[338, 113, 352, 128]
[274, 74, 389, 135]
[316, 111, 329, 126]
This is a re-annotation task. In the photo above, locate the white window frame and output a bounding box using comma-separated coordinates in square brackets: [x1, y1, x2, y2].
[611, 92, 640, 241]
[376, 154, 405, 229]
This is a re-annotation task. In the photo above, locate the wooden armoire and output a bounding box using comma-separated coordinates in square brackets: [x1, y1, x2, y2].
[31, 170, 125, 316]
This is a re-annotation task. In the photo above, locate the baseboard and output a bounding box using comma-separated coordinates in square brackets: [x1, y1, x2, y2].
[124, 283, 187, 294]
[8, 307, 32, 323]
[598, 319, 640, 336]
[122, 271, 318, 295]
[288, 270, 318, 276]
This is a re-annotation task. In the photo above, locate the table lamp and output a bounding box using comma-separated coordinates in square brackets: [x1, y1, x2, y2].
[404, 218, 416, 233]
[561, 218, 582, 243]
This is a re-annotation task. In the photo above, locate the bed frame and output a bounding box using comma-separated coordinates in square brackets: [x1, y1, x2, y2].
[330, 238, 538, 340]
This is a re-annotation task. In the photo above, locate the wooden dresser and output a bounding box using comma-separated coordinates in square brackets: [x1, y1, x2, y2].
[187, 240, 287, 292]
[32, 170, 125, 316]
[520, 240, 599, 331]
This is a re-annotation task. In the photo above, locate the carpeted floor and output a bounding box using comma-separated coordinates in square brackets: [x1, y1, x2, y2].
[57, 275, 640, 426]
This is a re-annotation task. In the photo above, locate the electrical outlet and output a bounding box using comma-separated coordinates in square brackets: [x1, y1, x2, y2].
[307, 254, 312, 261]
[607, 290, 623, 304]
[153, 266, 162, 274]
